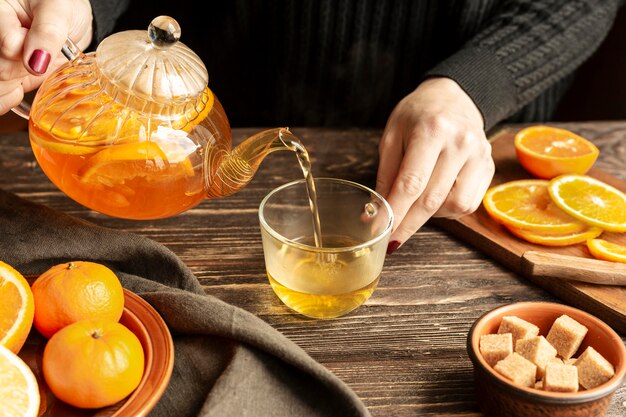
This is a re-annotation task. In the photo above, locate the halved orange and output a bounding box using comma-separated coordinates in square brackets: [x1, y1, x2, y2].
[587, 239, 626, 263]
[548, 174, 626, 232]
[483, 179, 587, 233]
[0, 261, 35, 354]
[505, 224, 602, 247]
[514, 126, 599, 179]
[0, 345, 40, 417]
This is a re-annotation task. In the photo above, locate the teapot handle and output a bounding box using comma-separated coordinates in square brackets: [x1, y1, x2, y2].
[11, 38, 82, 120]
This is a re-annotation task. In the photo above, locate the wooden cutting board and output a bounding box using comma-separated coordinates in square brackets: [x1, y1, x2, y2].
[434, 128, 626, 334]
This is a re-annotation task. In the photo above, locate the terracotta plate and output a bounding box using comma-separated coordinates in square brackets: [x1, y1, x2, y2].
[19, 286, 175, 417]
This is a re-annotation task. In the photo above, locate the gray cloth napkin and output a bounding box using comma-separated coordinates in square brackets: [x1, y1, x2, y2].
[0, 189, 371, 417]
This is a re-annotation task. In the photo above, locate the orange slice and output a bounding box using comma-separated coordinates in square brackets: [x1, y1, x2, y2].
[587, 239, 626, 263]
[47, 103, 139, 142]
[29, 125, 104, 156]
[0, 261, 35, 354]
[32, 101, 144, 155]
[32, 88, 213, 156]
[514, 126, 599, 179]
[177, 88, 214, 133]
[78, 140, 195, 186]
[548, 174, 626, 232]
[505, 225, 602, 247]
[0, 345, 39, 417]
[79, 141, 168, 185]
[483, 179, 587, 233]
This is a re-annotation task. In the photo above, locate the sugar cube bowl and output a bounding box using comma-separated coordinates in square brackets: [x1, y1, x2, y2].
[467, 302, 626, 416]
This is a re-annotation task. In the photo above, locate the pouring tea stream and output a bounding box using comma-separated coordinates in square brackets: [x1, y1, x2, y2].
[13, 16, 316, 223]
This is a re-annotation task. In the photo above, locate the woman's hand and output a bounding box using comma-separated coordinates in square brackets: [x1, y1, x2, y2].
[377, 77, 495, 253]
[0, 0, 93, 115]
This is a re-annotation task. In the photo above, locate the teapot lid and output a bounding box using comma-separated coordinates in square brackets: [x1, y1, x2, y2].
[95, 16, 208, 107]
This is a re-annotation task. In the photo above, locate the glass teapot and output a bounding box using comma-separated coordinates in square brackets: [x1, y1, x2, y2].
[15, 16, 302, 220]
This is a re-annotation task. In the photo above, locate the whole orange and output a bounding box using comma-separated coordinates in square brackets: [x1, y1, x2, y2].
[31, 261, 124, 338]
[42, 319, 145, 409]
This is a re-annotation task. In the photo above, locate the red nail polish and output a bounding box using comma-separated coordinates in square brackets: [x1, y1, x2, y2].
[387, 240, 401, 255]
[28, 49, 51, 74]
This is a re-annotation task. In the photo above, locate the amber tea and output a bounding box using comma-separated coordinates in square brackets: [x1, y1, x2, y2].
[259, 178, 393, 319]
[28, 81, 216, 219]
[25, 16, 327, 221]
[28, 70, 312, 220]
[265, 234, 383, 318]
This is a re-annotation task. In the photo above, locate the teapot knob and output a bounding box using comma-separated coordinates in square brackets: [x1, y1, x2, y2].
[148, 16, 181, 47]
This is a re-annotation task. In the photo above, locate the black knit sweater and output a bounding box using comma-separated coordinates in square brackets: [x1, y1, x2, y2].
[90, 0, 623, 130]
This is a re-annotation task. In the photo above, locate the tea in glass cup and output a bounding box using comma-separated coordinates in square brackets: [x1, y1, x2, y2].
[258, 178, 393, 319]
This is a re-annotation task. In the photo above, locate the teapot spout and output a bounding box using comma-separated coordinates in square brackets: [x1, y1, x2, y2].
[205, 127, 300, 198]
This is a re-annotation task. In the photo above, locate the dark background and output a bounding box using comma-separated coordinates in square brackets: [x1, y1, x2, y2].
[552, 4, 626, 122]
[1, 5, 625, 132]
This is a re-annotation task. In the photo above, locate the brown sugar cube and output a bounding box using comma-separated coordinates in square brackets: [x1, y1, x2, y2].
[498, 316, 539, 345]
[544, 363, 579, 392]
[574, 346, 615, 389]
[480, 333, 513, 367]
[515, 336, 558, 379]
[546, 315, 588, 359]
[550, 357, 564, 365]
[494, 353, 537, 388]
[534, 379, 544, 390]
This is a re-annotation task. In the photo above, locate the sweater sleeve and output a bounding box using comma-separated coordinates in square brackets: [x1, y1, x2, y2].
[89, 0, 131, 46]
[425, 0, 623, 130]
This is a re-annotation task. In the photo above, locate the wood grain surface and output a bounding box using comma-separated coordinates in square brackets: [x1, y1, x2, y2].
[1, 122, 625, 416]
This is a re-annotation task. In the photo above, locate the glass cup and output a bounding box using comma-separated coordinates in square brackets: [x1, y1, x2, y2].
[258, 178, 393, 319]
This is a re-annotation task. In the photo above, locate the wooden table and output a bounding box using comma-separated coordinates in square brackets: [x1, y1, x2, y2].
[1, 121, 625, 416]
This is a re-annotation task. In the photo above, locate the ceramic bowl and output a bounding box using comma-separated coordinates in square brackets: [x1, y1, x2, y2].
[20, 287, 174, 417]
[467, 302, 626, 417]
